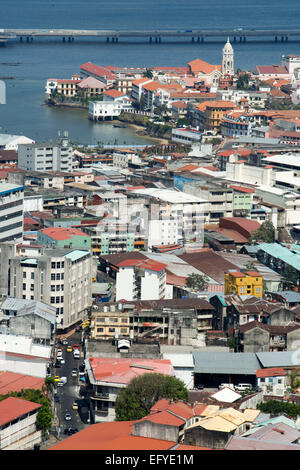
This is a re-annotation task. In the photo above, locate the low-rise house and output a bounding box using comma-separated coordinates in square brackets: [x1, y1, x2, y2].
[237, 321, 300, 353]
[0, 397, 42, 450]
[89, 89, 133, 120]
[0, 297, 56, 344]
[85, 357, 175, 422]
[256, 367, 288, 397]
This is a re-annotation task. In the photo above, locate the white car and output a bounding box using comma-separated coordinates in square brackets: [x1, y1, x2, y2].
[59, 358, 65, 365]
[235, 383, 252, 392]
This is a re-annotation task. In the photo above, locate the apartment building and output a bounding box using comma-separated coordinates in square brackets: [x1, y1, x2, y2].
[90, 304, 131, 341]
[89, 89, 133, 120]
[129, 188, 207, 247]
[0, 183, 24, 243]
[18, 134, 73, 172]
[115, 258, 167, 302]
[45, 75, 82, 97]
[9, 248, 92, 331]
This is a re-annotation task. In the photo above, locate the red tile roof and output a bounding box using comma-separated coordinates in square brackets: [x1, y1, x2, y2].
[39, 227, 88, 241]
[188, 59, 221, 75]
[141, 410, 185, 426]
[80, 62, 116, 80]
[89, 357, 174, 384]
[50, 420, 176, 450]
[256, 367, 286, 378]
[0, 371, 45, 395]
[230, 185, 255, 194]
[0, 397, 41, 427]
[103, 89, 126, 98]
[117, 258, 167, 272]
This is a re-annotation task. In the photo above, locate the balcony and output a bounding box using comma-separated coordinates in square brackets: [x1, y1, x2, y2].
[94, 392, 110, 400]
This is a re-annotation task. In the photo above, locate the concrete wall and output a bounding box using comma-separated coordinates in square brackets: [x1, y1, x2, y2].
[4, 314, 52, 342]
[133, 420, 180, 442]
[243, 327, 269, 353]
[269, 308, 295, 326]
[184, 426, 233, 449]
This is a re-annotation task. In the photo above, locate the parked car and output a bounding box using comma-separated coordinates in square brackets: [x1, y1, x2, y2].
[235, 383, 252, 392]
[64, 412, 71, 421]
[54, 395, 60, 402]
[219, 383, 235, 390]
[62, 339, 68, 345]
[71, 368, 78, 377]
[54, 376, 60, 382]
[54, 361, 61, 368]
[59, 358, 65, 365]
[73, 344, 79, 350]
[196, 384, 204, 390]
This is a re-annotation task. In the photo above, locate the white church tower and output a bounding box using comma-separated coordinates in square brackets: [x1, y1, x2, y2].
[222, 38, 234, 76]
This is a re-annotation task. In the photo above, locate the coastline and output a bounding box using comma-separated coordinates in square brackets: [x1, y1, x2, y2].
[45, 100, 169, 145]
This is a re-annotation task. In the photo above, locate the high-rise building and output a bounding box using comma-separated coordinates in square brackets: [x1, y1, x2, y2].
[9, 248, 92, 331]
[0, 183, 24, 243]
[18, 132, 72, 173]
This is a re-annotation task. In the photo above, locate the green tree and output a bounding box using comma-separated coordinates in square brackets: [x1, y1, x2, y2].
[115, 373, 188, 421]
[249, 220, 275, 244]
[186, 273, 209, 291]
[236, 73, 250, 90]
[257, 400, 300, 417]
[143, 68, 153, 79]
[280, 265, 299, 289]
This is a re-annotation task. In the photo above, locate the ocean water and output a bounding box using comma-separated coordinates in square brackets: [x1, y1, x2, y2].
[1, 0, 300, 144]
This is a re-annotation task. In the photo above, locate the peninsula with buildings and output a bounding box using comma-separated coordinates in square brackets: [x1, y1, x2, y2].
[1, 39, 300, 452]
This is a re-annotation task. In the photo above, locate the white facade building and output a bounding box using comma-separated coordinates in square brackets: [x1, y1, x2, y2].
[222, 38, 234, 76]
[0, 334, 51, 378]
[9, 248, 92, 330]
[0, 183, 24, 243]
[130, 188, 207, 247]
[116, 258, 167, 302]
[18, 134, 73, 172]
[0, 134, 35, 151]
[0, 397, 42, 450]
[89, 90, 133, 120]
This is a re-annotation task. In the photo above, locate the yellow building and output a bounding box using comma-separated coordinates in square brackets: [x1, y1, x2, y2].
[205, 100, 236, 132]
[90, 307, 131, 340]
[224, 270, 263, 297]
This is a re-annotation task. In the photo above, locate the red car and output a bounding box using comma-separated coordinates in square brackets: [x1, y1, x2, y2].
[73, 344, 79, 350]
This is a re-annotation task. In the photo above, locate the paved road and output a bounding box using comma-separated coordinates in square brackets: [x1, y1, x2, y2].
[52, 332, 90, 437]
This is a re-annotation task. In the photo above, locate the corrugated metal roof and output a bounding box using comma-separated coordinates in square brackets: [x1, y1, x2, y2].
[256, 351, 298, 368]
[193, 351, 261, 375]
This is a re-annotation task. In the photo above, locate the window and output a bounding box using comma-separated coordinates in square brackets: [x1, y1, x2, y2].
[51, 274, 55, 280]
[97, 328, 104, 333]
[22, 283, 26, 290]
[31, 272, 35, 279]
[23, 272, 26, 279]
[50, 297, 55, 304]
[51, 262, 56, 269]
[51, 285, 55, 291]
[56, 273, 60, 280]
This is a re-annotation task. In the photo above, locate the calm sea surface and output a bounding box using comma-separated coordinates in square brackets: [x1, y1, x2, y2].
[1, 0, 300, 144]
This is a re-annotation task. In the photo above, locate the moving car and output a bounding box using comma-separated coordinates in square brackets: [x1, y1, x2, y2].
[54, 376, 60, 382]
[71, 368, 78, 377]
[73, 344, 79, 350]
[66, 346, 73, 352]
[64, 412, 71, 421]
[72, 402, 78, 410]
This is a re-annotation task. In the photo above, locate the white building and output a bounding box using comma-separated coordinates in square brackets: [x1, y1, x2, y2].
[130, 188, 207, 247]
[171, 128, 202, 145]
[115, 258, 167, 302]
[89, 89, 133, 120]
[222, 38, 234, 76]
[113, 149, 141, 168]
[0, 397, 42, 450]
[0, 183, 24, 243]
[0, 134, 35, 151]
[9, 248, 92, 331]
[18, 133, 72, 172]
[0, 334, 51, 378]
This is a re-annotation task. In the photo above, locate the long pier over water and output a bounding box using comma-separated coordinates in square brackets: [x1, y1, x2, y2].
[1, 28, 300, 44]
